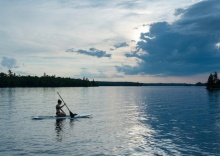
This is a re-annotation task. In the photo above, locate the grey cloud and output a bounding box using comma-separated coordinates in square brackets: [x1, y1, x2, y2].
[80, 69, 123, 79]
[66, 48, 111, 58]
[114, 42, 129, 48]
[117, 0, 144, 9]
[112, 74, 124, 78]
[174, 8, 185, 16]
[1, 56, 18, 69]
[80, 70, 108, 79]
[116, 0, 220, 76]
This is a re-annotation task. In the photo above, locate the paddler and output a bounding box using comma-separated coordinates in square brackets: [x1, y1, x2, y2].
[56, 99, 66, 117]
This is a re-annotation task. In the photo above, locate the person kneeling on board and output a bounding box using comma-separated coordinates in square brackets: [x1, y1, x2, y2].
[56, 99, 66, 117]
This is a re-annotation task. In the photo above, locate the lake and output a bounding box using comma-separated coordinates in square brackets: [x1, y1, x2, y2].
[0, 86, 220, 155]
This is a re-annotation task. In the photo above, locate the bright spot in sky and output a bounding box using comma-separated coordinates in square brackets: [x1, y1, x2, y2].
[216, 42, 220, 50]
[132, 25, 149, 42]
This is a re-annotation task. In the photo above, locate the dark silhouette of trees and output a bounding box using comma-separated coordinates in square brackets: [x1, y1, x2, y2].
[195, 82, 205, 86]
[206, 71, 220, 90]
[97, 81, 142, 86]
[0, 70, 98, 87]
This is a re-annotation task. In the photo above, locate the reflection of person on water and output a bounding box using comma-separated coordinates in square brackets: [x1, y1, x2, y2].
[55, 119, 75, 142]
[56, 99, 66, 117]
[55, 119, 64, 141]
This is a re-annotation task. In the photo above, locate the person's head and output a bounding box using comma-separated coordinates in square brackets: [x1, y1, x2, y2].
[58, 99, 62, 104]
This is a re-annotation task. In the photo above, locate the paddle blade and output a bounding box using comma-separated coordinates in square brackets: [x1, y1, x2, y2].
[69, 111, 77, 118]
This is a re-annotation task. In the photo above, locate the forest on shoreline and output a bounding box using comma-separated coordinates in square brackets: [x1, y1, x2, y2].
[0, 70, 96, 87]
[0, 70, 207, 88]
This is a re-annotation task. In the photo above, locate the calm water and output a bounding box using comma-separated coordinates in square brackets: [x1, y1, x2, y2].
[0, 86, 220, 156]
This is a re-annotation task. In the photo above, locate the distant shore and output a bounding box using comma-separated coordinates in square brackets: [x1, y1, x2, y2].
[0, 71, 96, 87]
[1, 70, 206, 87]
[97, 81, 204, 86]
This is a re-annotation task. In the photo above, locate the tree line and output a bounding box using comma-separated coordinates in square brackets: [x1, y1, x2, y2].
[206, 71, 220, 90]
[0, 70, 97, 87]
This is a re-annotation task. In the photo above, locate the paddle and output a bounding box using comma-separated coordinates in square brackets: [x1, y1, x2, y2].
[57, 92, 76, 118]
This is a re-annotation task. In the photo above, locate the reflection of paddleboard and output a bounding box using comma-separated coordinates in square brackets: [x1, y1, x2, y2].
[32, 114, 92, 120]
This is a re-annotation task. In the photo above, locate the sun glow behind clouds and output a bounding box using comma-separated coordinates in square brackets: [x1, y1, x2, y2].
[132, 25, 149, 42]
[216, 42, 220, 50]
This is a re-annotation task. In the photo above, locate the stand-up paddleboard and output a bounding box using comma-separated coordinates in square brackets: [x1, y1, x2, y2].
[32, 114, 92, 120]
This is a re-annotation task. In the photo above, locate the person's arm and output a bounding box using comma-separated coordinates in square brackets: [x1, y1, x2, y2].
[60, 104, 65, 108]
[60, 108, 65, 113]
[61, 104, 66, 112]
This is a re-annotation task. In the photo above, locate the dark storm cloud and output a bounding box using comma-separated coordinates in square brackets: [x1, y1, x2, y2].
[116, 0, 220, 76]
[1, 56, 18, 69]
[66, 48, 111, 58]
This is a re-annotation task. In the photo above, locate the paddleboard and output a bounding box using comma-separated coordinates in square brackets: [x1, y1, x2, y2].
[32, 114, 92, 120]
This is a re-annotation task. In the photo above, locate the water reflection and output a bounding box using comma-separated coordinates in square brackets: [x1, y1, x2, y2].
[115, 87, 159, 155]
[55, 119, 65, 142]
[55, 119, 75, 142]
[207, 90, 220, 105]
[207, 90, 220, 136]
[69, 119, 75, 129]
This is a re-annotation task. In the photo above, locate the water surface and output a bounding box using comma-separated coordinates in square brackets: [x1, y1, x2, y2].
[0, 87, 220, 155]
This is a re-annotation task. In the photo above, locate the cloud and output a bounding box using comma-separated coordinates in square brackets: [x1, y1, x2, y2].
[174, 8, 186, 16]
[114, 42, 129, 49]
[112, 74, 124, 78]
[79, 68, 124, 79]
[116, 0, 220, 76]
[1, 56, 19, 69]
[66, 48, 111, 58]
[80, 70, 108, 79]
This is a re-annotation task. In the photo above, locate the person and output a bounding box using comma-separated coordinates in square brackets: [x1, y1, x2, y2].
[56, 99, 66, 117]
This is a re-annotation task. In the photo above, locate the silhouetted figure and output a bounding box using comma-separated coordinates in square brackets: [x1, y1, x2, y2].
[56, 99, 66, 117]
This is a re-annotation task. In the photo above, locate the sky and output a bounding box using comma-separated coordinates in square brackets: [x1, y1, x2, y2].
[0, 0, 219, 83]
